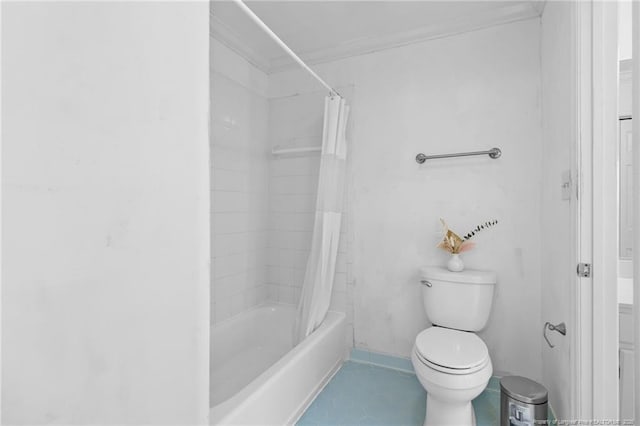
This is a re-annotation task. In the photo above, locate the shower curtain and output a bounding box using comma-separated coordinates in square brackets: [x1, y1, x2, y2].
[293, 95, 350, 344]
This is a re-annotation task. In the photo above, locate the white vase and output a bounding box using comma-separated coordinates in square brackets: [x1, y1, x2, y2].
[447, 253, 464, 272]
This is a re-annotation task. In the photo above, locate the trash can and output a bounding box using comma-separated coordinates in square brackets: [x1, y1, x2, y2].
[500, 376, 548, 426]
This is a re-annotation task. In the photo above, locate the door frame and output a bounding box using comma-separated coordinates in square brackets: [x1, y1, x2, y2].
[633, 0, 640, 421]
[573, 0, 620, 419]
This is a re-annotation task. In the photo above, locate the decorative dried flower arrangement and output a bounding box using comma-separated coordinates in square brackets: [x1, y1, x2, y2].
[437, 218, 499, 254]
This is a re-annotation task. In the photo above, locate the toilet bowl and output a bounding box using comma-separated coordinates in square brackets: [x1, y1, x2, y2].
[411, 326, 492, 426]
[414, 267, 496, 426]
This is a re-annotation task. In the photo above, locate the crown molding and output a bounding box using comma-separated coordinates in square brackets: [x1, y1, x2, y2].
[210, 12, 271, 74]
[268, 2, 541, 73]
[211, 2, 543, 75]
[529, 0, 547, 16]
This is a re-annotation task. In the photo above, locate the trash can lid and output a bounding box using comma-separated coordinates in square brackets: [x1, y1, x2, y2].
[500, 376, 548, 405]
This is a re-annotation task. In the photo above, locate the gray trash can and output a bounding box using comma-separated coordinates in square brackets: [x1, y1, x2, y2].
[500, 376, 548, 426]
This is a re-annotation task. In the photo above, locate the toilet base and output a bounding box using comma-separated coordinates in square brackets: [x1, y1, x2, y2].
[423, 394, 476, 426]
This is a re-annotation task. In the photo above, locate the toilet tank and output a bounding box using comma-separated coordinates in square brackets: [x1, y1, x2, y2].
[420, 266, 496, 332]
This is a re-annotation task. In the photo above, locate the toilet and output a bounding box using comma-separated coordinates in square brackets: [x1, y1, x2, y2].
[411, 266, 496, 426]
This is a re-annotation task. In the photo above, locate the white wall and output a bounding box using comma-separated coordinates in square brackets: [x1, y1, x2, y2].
[210, 38, 270, 325]
[620, 63, 633, 118]
[540, 2, 574, 418]
[619, 1, 633, 61]
[269, 18, 543, 380]
[2, 3, 210, 424]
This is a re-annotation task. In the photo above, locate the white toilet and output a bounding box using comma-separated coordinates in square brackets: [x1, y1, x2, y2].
[411, 266, 496, 426]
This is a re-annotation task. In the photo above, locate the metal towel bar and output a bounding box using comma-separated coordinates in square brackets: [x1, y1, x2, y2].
[415, 147, 502, 164]
[543, 322, 566, 348]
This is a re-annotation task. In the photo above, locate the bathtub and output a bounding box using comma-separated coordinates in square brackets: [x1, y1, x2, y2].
[210, 304, 346, 425]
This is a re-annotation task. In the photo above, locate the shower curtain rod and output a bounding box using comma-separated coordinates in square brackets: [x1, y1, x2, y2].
[231, 0, 342, 98]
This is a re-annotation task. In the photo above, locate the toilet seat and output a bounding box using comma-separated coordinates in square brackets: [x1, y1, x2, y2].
[414, 327, 489, 375]
[414, 349, 490, 375]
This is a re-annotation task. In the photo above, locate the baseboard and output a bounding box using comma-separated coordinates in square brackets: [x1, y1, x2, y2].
[349, 348, 414, 373]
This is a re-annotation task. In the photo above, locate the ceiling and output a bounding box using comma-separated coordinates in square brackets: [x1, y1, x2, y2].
[211, 1, 546, 73]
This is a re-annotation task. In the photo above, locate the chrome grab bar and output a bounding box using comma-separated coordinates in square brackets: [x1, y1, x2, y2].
[415, 147, 502, 164]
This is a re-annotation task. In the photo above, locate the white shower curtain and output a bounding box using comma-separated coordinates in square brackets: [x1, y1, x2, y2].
[293, 95, 350, 344]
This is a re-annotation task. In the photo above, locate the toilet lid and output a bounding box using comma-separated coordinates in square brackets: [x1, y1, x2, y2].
[415, 327, 489, 371]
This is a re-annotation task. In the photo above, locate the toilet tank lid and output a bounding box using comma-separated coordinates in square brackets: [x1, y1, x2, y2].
[420, 266, 496, 284]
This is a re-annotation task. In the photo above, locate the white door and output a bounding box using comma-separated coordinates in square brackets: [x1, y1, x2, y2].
[620, 348, 634, 421]
[619, 118, 633, 258]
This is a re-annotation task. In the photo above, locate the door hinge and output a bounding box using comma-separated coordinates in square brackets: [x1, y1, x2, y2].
[577, 263, 591, 278]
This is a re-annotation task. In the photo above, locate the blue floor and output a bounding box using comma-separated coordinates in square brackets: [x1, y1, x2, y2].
[296, 361, 529, 425]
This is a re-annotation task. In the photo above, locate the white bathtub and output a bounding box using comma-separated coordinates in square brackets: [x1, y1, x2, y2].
[210, 304, 346, 425]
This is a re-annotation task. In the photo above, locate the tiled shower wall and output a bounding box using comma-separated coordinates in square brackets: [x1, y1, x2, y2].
[210, 39, 270, 325]
[211, 38, 353, 343]
[266, 90, 354, 348]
